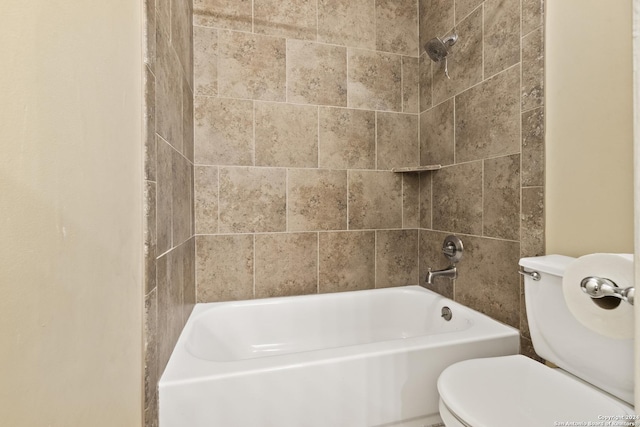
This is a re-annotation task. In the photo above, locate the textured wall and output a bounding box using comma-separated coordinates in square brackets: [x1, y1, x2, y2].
[143, 0, 195, 424]
[418, 0, 545, 357]
[192, 0, 423, 301]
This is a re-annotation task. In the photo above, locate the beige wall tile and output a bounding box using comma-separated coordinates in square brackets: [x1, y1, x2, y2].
[193, 26, 217, 97]
[144, 181, 157, 295]
[182, 81, 194, 163]
[522, 0, 544, 36]
[288, 169, 348, 231]
[348, 171, 403, 229]
[255, 102, 318, 168]
[179, 238, 196, 322]
[376, 229, 419, 287]
[219, 167, 286, 233]
[218, 30, 286, 101]
[194, 0, 252, 32]
[254, 0, 317, 40]
[420, 98, 454, 166]
[319, 107, 375, 169]
[419, 173, 432, 229]
[157, 247, 185, 371]
[432, 162, 483, 234]
[455, 0, 482, 23]
[432, 8, 483, 104]
[318, 231, 375, 293]
[483, 154, 521, 240]
[484, 0, 520, 77]
[403, 174, 420, 228]
[196, 235, 254, 302]
[522, 27, 544, 111]
[194, 166, 218, 234]
[419, 0, 455, 49]
[255, 233, 318, 297]
[402, 56, 420, 113]
[156, 28, 183, 152]
[522, 107, 544, 187]
[455, 235, 521, 328]
[521, 186, 544, 257]
[318, 0, 376, 49]
[377, 112, 419, 170]
[455, 65, 520, 162]
[194, 96, 253, 166]
[143, 288, 158, 419]
[156, 138, 173, 254]
[171, 0, 193, 88]
[287, 40, 347, 107]
[419, 54, 432, 112]
[419, 229, 454, 298]
[144, 68, 156, 181]
[376, 0, 419, 56]
[172, 152, 193, 246]
[348, 49, 402, 111]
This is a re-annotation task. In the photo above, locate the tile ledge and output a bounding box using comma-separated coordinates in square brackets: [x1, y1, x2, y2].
[391, 165, 442, 173]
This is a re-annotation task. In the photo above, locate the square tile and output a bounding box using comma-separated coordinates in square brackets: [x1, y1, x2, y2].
[193, 26, 217, 97]
[348, 171, 403, 229]
[255, 102, 318, 168]
[254, 0, 317, 40]
[194, 0, 252, 31]
[318, 0, 376, 49]
[376, 112, 419, 170]
[194, 166, 218, 234]
[348, 49, 402, 111]
[255, 233, 318, 297]
[432, 162, 483, 234]
[420, 99, 454, 166]
[455, 65, 520, 163]
[288, 169, 348, 231]
[319, 107, 375, 169]
[483, 154, 520, 240]
[402, 56, 420, 113]
[194, 96, 253, 166]
[287, 40, 347, 106]
[218, 30, 286, 101]
[196, 235, 254, 302]
[376, 229, 419, 287]
[219, 167, 286, 233]
[484, 0, 520, 77]
[319, 231, 375, 293]
[376, 0, 419, 56]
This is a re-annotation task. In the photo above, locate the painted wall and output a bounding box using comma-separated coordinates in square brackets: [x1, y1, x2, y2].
[0, 0, 143, 425]
[546, 0, 634, 256]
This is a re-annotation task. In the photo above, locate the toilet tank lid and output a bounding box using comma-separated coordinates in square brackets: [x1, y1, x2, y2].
[519, 255, 575, 276]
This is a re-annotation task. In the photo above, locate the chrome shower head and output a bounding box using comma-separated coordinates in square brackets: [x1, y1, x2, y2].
[424, 33, 458, 62]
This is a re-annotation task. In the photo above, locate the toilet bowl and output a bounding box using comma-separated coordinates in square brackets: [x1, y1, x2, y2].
[437, 355, 633, 427]
[436, 255, 635, 426]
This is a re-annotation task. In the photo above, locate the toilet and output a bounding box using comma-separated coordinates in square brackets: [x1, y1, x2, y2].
[437, 255, 635, 427]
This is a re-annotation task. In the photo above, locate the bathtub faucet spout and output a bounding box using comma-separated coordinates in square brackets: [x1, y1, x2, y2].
[425, 265, 457, 285]
[424, 235, 463, 286]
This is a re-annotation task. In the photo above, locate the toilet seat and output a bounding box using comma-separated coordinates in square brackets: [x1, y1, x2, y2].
[437, 355, 634, 427]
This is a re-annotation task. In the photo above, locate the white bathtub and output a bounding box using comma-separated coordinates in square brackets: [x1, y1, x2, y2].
[159, 286, 519, 427]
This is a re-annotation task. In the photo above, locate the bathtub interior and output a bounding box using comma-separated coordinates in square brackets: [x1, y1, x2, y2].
[185, 286, 475, 362]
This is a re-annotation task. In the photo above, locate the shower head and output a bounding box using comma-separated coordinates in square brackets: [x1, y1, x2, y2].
[424, 33, 458, 62]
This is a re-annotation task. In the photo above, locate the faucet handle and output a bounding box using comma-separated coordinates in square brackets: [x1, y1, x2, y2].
[442, 235, 463, 263]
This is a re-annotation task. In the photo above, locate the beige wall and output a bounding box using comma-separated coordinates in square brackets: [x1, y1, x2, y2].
[546, 0, 634, 256]
[0, 1, 143, 426]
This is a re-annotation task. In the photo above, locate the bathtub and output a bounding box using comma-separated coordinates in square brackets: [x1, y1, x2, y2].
[159, 286, 519, 427]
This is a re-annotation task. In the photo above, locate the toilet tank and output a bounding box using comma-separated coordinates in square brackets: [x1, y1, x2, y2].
[520, 255, 634, 405]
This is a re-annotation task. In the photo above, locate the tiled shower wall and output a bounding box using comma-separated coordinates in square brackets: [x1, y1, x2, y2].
[192, 0, 425, 301]
[143, 0, 195, 424]
[418, 0, 545, 356]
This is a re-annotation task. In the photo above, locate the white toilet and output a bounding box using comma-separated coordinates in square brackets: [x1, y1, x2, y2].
[437, 255, 635, 427]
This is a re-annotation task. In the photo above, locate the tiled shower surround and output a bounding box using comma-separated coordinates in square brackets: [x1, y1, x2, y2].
[143, 0, 545, 425]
